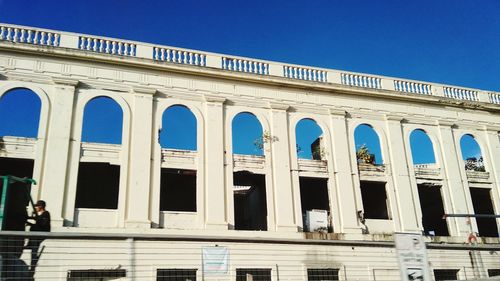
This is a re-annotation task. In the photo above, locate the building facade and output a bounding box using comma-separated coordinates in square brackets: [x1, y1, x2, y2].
[0, 23, 499, 280]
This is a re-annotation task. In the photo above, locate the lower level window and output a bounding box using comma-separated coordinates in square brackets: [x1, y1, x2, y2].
[307, 269, 339, 281]
[67, 269, 126, 280]
[236, 268, 272, 281]
[157, 269, 197, 281]
[433, 269, 459, 281]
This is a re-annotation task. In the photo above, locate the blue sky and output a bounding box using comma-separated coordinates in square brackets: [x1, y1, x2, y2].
[0, 0, 495, 163]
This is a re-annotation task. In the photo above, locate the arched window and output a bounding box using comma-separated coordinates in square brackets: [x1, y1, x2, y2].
[296, 118, 324, 160]
[81, 97, 123, 144]
[0, 88, 41, 138]
[76, 96, 123, 211]
[0, 89, 40, 230]
[159, 105, 198, 215]
[159, 105, 197, 151]
[460, 134, 484, 172]
[409, 129, 436, 165]
[232, 112, 263, 156]
[354, 124, 383, 165]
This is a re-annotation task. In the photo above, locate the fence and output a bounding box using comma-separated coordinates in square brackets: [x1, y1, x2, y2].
[0, 231, 499, 280]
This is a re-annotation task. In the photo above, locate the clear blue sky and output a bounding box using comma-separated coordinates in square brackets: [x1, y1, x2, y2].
[0, 0, 494, 164]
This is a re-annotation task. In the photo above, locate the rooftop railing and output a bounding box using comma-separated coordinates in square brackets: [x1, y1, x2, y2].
[0, 23, 498, 105]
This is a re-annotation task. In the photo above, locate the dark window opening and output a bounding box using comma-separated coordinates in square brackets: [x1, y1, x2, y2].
[489, 269, 500, 277]
[300, 177, 331, 232]
[307, 269, 339, 281]
[418, 184, 449, 236]
[160, 168, 197, 212]
[236, 268, 271, 281]
[233, 171, 267, 231]
[0, 157, 34, 231]
[360, 181, 389, 219]
[470, 188, 498, 237]
[157, 269, 197, 281]
[75, 162, 120, 209]
[67, 269, 126, 280]
[433, 269, 459, 281]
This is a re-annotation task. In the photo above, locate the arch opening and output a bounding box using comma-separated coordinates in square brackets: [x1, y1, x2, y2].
[354, 124, 383, 165]
[296, 118, 325, 160]
[232, 112, 264, 156]
[409, 129, 436, 165]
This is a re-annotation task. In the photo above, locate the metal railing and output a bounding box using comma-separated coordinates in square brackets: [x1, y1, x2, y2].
[0, 231, 499, 280]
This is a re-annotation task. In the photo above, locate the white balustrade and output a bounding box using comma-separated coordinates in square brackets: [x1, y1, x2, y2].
[79, 36, 136, 56]
[0, 25, 60, 46]
[153, 47, 206, 66]
[222, 57, 269, 75]
[341, 73, 381, 89]
[2, 23, 500, 106]
[443, 87, 478, 101]
[283, 65, 327, 82]
[394, 80, 432, 95]
[489, 92, 500, 104]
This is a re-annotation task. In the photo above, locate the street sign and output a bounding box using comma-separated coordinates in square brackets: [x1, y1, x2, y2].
[395, 233, 431, 281]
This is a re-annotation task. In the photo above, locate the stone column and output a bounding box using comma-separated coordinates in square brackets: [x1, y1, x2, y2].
[329, 109, 362, 234]
[268, 103, 296, 232]
[384, 115, 420, 232]
[483, 126, 500, 216]
[204, 95, 228, 229]
[125, 86, 156, 228]
[40, 78, 78, 226]
[437, 121, 470, 236]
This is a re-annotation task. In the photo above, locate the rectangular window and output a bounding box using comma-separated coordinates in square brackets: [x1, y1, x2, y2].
[157, 269, 197, 281]
[67, 269, 126, 280]
[75, 162, 120, 209]
[489, 269, 500, 277]
[233, 172, 267, 231]
[417, 184, 449, 236]
[160, 169, 197, 212]
[360, 181, 390, 219]
[433, 269, 459, 281]
[470, 188, 499, 237]
[307, 269, 339, 281]
[236, 268, 272, 281]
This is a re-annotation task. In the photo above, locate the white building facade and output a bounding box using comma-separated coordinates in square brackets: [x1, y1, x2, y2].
[0, 23, 499, 280]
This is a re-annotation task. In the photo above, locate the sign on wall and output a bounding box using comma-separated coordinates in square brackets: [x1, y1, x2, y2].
[202, 246, 229, 276]
[394, 233, 431, 281]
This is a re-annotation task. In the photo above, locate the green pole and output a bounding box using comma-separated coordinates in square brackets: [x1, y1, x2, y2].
[0, 176, 10, 230]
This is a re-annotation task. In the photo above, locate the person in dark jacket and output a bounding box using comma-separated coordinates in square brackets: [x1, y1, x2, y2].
[26, 200, 51, 232]
[26, 200, 51, 273]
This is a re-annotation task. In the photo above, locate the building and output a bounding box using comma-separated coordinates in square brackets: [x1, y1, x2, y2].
[0, 23, 499, 280]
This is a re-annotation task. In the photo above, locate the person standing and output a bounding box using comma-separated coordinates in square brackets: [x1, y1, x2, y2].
[26, 200, 51, 273]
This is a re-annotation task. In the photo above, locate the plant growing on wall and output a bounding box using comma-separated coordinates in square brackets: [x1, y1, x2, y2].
[356, 144, 375, 164]
[465, 157, 485, 172]
[253, 130, 279, 151]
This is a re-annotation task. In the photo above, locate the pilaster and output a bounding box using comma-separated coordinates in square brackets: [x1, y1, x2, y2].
[125, 86, 156, 228]
[329, 109, 362, 234]
[482, 126, 500, 225]
[384, 115, 420, 232]
[437, 121, 471, 237]
[203, 95, 228, 230]
[268, 102, 296, 232]
[41, 77, 78, 226]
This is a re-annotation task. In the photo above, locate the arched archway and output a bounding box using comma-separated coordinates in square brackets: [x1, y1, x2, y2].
[295, 118, 324, 160]
[75, 96, 124, 212]
[354, 124, 383, 165]
[409, 129, 436, 165]
[232, 112, 264, 156]
[159, 105, 197, 150]
[0, 88, 41, 138]
[460, 134, 484, 172]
